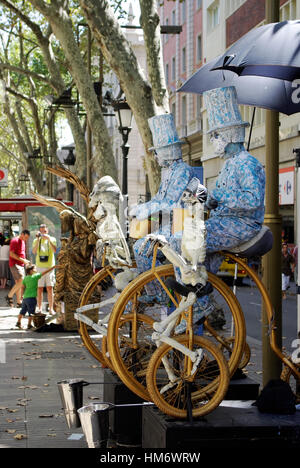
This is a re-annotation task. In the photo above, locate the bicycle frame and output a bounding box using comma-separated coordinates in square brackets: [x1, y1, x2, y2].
[224, 252, 300, 380]
[75, 294, 120, 335]
[151, 291, 204, 376]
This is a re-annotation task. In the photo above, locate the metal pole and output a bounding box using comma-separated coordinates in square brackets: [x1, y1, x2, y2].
[262, 0, 282, 385]
[294, 149, 300, 336]
[120, 129, 131, 238]
[121, 141, 129, 196]
[247, 107, 256, 151]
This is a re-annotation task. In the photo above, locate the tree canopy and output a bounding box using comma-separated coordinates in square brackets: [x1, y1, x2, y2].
[0, 0, 169, 199]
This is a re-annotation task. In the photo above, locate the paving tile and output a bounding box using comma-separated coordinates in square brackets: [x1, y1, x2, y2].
[0, 288, 105, 448]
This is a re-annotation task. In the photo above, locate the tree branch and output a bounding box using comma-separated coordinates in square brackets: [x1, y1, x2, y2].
[139, 0, 169, 111]
[0, 62, 51, 85]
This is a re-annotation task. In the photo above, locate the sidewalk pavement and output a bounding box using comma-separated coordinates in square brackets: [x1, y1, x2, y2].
[0, 286, 106, 448]
[0, 283, 266, 449]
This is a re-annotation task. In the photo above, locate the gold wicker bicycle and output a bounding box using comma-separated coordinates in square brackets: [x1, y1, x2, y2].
[77, 233, 300, 418]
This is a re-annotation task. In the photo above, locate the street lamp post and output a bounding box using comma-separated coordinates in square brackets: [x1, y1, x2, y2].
[112, 99, 133, 196]
[62, 145, 76, 202]
[111, 98, 133, 237]
[19, 174, 30, 194]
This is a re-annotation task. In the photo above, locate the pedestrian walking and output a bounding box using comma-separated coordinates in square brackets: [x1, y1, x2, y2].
[293, 245, 298, 285]
[6, 230, 30, 307]
[282, 242, 295, 300]
[0, 238, 10, 288]
[16, 263, 58, 330]
[32, 224, 57, 314]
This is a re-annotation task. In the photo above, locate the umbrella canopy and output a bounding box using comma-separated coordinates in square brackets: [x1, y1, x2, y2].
[211, 20, 300, 82]
[178, 56, 300, 116]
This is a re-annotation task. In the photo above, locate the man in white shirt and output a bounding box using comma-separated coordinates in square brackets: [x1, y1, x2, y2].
[32, 224, 57, 314]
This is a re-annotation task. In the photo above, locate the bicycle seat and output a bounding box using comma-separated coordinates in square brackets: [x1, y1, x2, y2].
[165, 277, 213, 298]
[225, 225, 273, 258]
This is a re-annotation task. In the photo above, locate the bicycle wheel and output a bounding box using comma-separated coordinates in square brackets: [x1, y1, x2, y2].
[78, 265, 117, 366]
[103, 312, 155, 381]
[218, 337, 251, 370]
[146, 335, 230, 419]
[107, 264, 245, 401]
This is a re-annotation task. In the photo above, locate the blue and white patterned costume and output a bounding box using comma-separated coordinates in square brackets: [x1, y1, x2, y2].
[206, 146, 265, 255]
[130, 114, 197, 297]
[174, 86, 266, 332]
[204, 87, 265, 267]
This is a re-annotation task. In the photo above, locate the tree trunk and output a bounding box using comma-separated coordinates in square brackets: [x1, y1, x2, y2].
[140, 0, 170, 112]
[79, 0, 161, 194]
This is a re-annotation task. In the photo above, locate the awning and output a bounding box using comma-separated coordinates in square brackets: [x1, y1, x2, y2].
[0, 198, 73, 212]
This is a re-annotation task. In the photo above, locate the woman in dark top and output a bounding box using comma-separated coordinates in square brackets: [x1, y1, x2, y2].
[281, 243, 295, 299]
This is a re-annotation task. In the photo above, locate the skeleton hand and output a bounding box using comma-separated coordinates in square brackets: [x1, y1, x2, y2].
[138, 234, 168, 257]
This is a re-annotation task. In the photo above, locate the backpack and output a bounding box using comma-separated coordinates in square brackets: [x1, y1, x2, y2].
[253, 379, 296, 414]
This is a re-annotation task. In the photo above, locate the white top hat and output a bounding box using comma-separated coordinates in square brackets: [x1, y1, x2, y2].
[148, 113, 184, 151]
[204, 86, 249, 134]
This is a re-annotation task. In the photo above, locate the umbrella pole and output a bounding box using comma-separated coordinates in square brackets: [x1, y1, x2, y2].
[261, 0, 282, 386]
[247, 107, 256, 151]
[295, 152, 300, 337]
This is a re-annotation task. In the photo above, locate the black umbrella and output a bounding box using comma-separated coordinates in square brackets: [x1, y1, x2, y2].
[211, 20, 300, 82]
[178, 55, 300, 116]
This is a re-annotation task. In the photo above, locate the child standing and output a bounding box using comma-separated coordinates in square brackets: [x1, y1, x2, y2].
[16, 263, 57, 330]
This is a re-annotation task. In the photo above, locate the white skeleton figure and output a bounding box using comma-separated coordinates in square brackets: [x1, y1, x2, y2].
[88, 176, 137, 293]
[89, 176, 132, 269]
[142, 178, 208, 287]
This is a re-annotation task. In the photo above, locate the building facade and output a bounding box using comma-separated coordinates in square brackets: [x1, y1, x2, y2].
[159, 0, 300, 243]
[159, 0, 203, 169]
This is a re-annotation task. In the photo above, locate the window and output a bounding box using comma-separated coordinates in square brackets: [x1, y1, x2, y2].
[172, 57, 176, 81]
[171, 102, 176, 122]
[182, 47, 186, 73]
[208, 1, 220, 32]
[172, 9, 176, 25]
[197, 0, 202, 10]
[165, 63, 169, 85]
[280, 0, 296, 21]
[196, 95, 202, 120]
[182, 96, 187, 126]
[181, 1, 186, 23]
[225, 0, 246, 18]
[196, 95, 202, 131]
[197, 35, 202, 63]
[240, 105, 265, 127]
[165, 18, 169, 42]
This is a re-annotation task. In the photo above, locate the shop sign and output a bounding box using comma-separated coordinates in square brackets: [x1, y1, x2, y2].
[279, 166, 294, 205]
[0, 168, 8, 187]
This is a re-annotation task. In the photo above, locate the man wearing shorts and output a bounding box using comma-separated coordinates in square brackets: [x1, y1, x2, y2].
[7, 230, 31, 307]
[32, 224, 57, 314]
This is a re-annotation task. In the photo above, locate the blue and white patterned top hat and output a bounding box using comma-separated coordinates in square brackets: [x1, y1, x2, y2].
[148, 113, 184, 151]
[204, 86, 249, 134]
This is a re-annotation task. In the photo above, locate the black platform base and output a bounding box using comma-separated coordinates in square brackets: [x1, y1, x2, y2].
[142, 403, 300, 448]
[103, 369, 145, 446]
[102, 372, 260, 447]
[225, 375, 259, 400]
